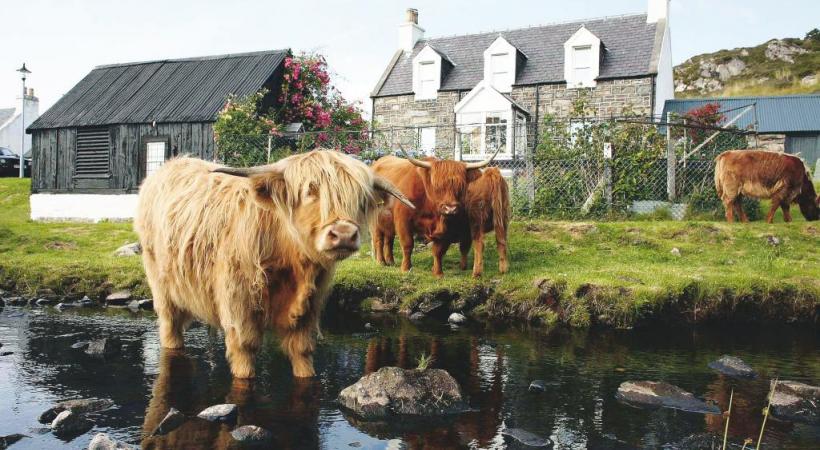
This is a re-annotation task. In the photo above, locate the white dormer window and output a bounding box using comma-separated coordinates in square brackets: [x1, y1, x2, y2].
[483, 37, 519, 93]
[564, 26, 601, 88]
[413, 45, 443, 100]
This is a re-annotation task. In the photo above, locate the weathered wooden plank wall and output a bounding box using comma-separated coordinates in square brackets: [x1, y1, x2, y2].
[31, 122, 215, 193]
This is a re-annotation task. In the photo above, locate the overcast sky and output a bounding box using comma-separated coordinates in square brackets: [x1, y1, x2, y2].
[1, 0, 817, 117]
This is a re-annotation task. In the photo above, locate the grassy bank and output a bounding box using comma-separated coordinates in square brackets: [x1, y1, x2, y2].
[1, 178, 817, 327]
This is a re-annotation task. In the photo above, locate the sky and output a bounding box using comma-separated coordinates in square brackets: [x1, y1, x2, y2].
[1, 0, 818, 118]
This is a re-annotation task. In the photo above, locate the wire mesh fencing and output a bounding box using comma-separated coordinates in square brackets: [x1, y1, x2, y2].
[214, 118, 753, 220]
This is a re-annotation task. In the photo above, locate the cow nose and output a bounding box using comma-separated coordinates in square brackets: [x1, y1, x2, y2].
[440, 204, 459, 215]
[328, 222, 360, 249]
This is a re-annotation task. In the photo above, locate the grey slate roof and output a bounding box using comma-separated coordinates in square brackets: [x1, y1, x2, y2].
[663, 95, 820, 133]
[0, 108, 15, 127]
[374, 14, 659, 97]
[28, 49, 289, 130]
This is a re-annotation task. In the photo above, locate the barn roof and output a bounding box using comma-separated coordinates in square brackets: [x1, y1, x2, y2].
[28, 49, 289, 131]
[663, 95, 820, 134]
[373, 14, 660, 97]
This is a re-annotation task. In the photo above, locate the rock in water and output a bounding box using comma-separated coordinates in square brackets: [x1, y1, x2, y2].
[338, 367, 468, 419]
[615, 381, 720, 414]
[39, 398, 115, 423]
[708, 355, 756, 378]
[502, 428, 552, 448]
[769, 380, 819, 425]
[50, 410, 92, 437]
[85, 338, 121, 358]
[197, 404, 238, 423]
[0, 434, 28, 448]
[88, 433, 135, 449]
[105, 291, 132, 306]
[230, 425, 273, 444]
[448, 312, 467, 324]
[152, 408, 185, 436]
[71, 341, 91, 350]
[528, 380, 546, 393]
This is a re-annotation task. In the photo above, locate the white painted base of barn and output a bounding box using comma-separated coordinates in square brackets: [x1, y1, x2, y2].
[30, 194, 138, 222]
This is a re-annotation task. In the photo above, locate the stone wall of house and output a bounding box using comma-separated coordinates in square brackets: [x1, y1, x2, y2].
[372, 77, 654, 153]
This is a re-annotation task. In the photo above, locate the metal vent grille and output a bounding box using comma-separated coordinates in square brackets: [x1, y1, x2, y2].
[75, 127, 110, 176]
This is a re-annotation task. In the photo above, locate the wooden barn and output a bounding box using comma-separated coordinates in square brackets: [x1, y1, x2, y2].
[26, 49, 289, 221]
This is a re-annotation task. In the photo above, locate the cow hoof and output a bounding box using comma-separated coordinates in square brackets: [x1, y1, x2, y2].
[472, 273, 482, 279]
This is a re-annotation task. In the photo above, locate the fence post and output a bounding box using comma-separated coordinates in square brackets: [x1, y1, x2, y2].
[603, 142, 613, 211]
[266, 135, 272, 162]
[666, 114, 676, 202]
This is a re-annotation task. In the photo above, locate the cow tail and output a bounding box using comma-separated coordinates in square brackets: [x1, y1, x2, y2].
[714, 154, 725, 199]
[491, 171, 511, 237]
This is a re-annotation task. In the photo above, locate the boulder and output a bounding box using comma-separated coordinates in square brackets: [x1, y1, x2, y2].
[0, 434, 28, 448]
[151, 408, 185, 436]
[71, 341, 91, 350]
[197, 404, 237, 423]
[409, 312, 425, 322]
[5, 297, 26, 306]
[51, 410, 92, 437]
[88, 433, 135, 450]
[502, 428, 552, 448]
[56, 302, 78, 311]
[769, 380, 819, 425]
[416, 299, 444, 315]
[113, 242, 141, 257]
[670, 247, 681, 257]
[230, 425, 273, 444]
[528, 380, 546, 393]
[105, 291, 132, 306]
[39, 398, 115, 423]
[615, 381, 720, 414]
[35, 298, 55, 306]
[708, 355, 756, 378]
[78, 297, 96, 307]
[338, 367, 468, 419]
[85, 338, 121, 358]
[447, 313, 467, 325]
[765, 39, 808, 63]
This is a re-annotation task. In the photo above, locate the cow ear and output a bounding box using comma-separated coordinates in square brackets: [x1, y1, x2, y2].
[249, 171, 287, 210]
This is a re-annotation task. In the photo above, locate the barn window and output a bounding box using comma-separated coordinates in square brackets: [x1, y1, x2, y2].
[75, 127, 111, 177]
[142, 136, 171, 179]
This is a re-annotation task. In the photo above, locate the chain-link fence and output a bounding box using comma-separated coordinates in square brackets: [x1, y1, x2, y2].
[215, 118, 754, 220]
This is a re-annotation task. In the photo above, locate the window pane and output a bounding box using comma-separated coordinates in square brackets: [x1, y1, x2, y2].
[573, 46, 591, 68]
[459, 126, 482, 156]
[420, 62, 435, 81]
[491, 53, 508, 74]
[574, 67, 591, 81]
[419, 127, 436, 155]
[146, 141, 166, 177]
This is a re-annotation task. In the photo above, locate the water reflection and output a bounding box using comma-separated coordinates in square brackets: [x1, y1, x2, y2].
[0, 307, 818, 449]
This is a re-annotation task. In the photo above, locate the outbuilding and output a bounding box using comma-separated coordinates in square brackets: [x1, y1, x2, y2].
[27, 49, 289, 221]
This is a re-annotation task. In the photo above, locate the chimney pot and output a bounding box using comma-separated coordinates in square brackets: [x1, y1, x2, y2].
[406, 8, 418, 24]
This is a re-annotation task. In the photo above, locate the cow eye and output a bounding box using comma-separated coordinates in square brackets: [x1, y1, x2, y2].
[307, 184, 319, 198]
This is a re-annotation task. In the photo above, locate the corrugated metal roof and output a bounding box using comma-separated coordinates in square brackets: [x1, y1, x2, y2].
[28, 49, 289, 130]
[663, 95, 820, 133]
[374, 14, 660, 97]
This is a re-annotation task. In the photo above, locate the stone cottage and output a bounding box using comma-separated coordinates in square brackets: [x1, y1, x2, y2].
[371, 0, 674, 160]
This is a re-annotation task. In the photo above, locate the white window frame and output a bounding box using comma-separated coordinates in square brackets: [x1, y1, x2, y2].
[457, 110, 516, 160]
[413, 45, 443, 100]
[564, 26, 601, 88]
[145, 141, 167, 177]
[418, 62, 437, 99]
[483, 36, 518, 93]
[419, 127, 436, 155]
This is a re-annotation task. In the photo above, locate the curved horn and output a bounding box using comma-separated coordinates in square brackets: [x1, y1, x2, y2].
[211, 166, 272, 177]
[464, 145, 502, 170]
[374, 176, 415, 210]
[397, 144, 432, 169]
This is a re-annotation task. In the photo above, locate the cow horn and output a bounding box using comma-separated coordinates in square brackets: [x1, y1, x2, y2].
[374, 176, 415, 210]
[398, 144, 432, 169]
[464, 146, 502, 170]
[211, 166, 272, 177]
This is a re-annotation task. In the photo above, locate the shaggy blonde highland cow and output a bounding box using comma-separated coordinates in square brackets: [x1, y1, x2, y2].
[135, 150, 412, 378]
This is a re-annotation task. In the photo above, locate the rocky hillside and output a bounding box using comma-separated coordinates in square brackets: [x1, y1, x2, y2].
[674, 29, 820, 98]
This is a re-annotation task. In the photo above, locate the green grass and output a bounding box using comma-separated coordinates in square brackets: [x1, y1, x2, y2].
[1, 178, 818, 327]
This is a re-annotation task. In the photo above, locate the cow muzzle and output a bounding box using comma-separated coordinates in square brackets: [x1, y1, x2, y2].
[440, 204, 459, 216]
[321, 220, 360, 259]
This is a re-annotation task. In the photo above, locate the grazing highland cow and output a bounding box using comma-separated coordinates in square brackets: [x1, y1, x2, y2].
[715, 150, 819, 223]
[135, 151, 412, 379]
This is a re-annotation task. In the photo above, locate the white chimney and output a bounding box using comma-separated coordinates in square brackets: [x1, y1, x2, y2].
[399, 8, 425, 53]
[647, 0, 670, 24]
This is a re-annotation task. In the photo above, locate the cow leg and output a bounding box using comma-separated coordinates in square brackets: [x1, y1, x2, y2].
[459, 237, 471, 271]
[732, 198, 749, 223]
[384, 233, 396, 266]
[156, 301, 188, 350]
[371, 230, 384, 265]
[781, 202, 793, 222]
[765, 200, 780, 224]
[281, 324, 316, 378]
[431, 240, 450, 278]
[496, 229, 509, 275]
[224, 321, 263, 379]
[471, 233, 485, 279]
[396, 221, 414, 272]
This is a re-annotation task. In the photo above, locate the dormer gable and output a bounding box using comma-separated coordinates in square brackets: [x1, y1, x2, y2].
[412, 44, 454, 100]
[483, 36, 525, 93]
[564, 26, 602, 88]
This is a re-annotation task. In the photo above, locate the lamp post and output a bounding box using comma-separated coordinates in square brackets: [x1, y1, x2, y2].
[16, 63, 31, 178]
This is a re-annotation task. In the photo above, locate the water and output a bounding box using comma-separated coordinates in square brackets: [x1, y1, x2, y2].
[0, 305, 818, 449]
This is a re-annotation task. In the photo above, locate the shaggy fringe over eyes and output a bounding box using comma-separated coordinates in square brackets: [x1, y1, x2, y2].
[281, 151, 378, 223]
